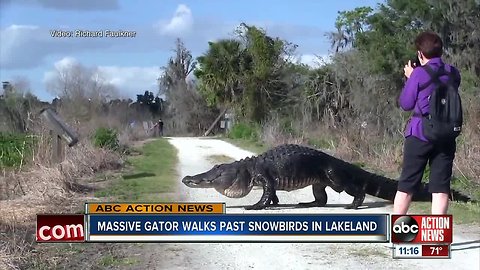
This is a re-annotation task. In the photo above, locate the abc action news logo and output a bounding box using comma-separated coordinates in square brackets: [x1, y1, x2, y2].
[391, 215, 452, 244]
[36, 215, 85, 242]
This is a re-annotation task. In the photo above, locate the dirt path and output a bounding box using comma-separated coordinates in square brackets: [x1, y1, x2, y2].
[138, 137, 479, 270]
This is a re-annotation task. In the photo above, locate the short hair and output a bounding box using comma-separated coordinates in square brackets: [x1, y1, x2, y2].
[414, 31, 443, 58]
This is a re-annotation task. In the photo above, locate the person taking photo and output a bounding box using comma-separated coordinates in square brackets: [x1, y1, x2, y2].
[394, 31, 462, 215]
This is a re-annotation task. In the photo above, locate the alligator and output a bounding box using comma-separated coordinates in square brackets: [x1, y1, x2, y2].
[182, 144, 474, 210]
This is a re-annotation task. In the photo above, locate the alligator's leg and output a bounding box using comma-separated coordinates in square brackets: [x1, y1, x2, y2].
[325, 168, 346, 193]
[344, 184, 366, 209]
[325, 168, 365, 208]
[245, 174, 275, 210]
[270, 192, 279, 205]
[269, 177, 280, 205]
[298, 183, 328, 207]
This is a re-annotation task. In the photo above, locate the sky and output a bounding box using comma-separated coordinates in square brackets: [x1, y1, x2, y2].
[0, 0, 383, 101]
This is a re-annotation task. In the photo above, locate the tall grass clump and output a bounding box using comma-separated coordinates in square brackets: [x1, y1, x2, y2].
[93, 127, 119, 151]
[227, 122, 260, 140]
[0, 133, 35, 168]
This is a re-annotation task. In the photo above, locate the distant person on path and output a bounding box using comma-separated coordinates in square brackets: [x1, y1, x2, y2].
[393, 31, 462, 215]
[152, 119, 164, 137]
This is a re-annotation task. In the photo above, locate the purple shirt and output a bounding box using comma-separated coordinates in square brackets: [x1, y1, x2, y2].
[399, 57, 461, 142]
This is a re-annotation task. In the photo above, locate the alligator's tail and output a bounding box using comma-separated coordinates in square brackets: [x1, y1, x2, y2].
[360, 169, 475, 203]
[360, 172, 399, 201]
[411, 182, 476, 203]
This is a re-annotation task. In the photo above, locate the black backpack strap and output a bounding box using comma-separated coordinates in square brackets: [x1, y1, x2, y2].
[418, 64, 447, 90]
[414, 64, 446, 116]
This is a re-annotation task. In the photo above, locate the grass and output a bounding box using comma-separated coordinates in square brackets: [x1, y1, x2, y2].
[409, 201, 480, 224]
[25, 243, 139, 269]
[450, 175, 480, 202]
[98, 254, 139, 267]
[415, 164, 480, 224]
[0, 132, 35, 168]
[223, 137, 268, 154]
[306, 137, 336, 151]
[95, 138, 178, 202]
[49, 138, 179, 269]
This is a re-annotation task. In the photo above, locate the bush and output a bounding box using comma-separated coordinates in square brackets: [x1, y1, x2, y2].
[0, 132, 35, 168]
[93, 128, 119, 150]
[227, 122, 259, 140]
[278, 118, 297, 136]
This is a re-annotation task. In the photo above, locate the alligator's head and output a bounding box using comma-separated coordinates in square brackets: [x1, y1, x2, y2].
[182, 162, 253, 198]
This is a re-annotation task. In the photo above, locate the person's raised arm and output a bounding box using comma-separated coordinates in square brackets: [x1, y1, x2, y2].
[399, 61, 421, 111]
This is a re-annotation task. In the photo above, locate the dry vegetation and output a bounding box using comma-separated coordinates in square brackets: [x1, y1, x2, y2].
[0, 40, 210, 268]
[0, 126, 125, 269]
[0, 77, 155, 269]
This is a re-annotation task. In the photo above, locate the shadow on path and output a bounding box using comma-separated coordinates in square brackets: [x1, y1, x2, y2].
[122, 172, 156, 180]
[451, 240, 480, 251]
[227, 201, 391, 210]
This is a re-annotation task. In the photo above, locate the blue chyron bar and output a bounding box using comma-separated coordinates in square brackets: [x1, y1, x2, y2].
[86, 213, 389, 243]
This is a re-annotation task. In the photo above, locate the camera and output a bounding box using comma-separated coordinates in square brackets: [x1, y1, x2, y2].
[411, 56, 421, 68]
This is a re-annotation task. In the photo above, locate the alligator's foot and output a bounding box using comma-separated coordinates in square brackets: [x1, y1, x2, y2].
[246, 195, 277, 210]
[344, 198, 363, 209]
[344, 190, 365, 210]
[244, 203, 267, 210]
[298, 200, 326, 207]
[344, 203, 360, 210]
[303, 184, 328, 207]
[270, 194, 279, 205]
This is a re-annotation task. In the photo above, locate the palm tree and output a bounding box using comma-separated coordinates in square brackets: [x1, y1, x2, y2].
[195, 38, 245, 106]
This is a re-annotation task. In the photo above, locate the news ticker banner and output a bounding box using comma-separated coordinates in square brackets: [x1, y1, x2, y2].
[391, 215, 452, 259]
[36, 203, 388, 243]
[86, 213, 388, 242]
[35, 202, 453, 255]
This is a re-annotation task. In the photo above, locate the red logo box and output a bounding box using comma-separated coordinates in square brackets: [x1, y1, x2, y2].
[36, 214, 85, 242]
[391, 215, 452, 244]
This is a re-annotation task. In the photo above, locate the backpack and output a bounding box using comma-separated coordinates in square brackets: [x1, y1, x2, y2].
[416, 64, 463, 143]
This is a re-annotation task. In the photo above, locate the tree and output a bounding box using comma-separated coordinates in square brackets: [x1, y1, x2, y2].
[44, 60, 118, 121]
[195, 23, 298, 123]
[45, 60, 117, 102]
[135, 90, 163, 116]
[194, 38, 245, 106]
[1, 77, 42, 133]
[335, 0, 480, 77]
[159, 39, 217, 134]
[159, 38, 196, 98]
[317, 0, 479, 137]
[389, 0, 480, 75]
[327, 7, 374, 52]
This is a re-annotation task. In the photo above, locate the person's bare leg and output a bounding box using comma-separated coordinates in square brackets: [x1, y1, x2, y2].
[431, 193, 449, 214]
[393, 191, 413, 214]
